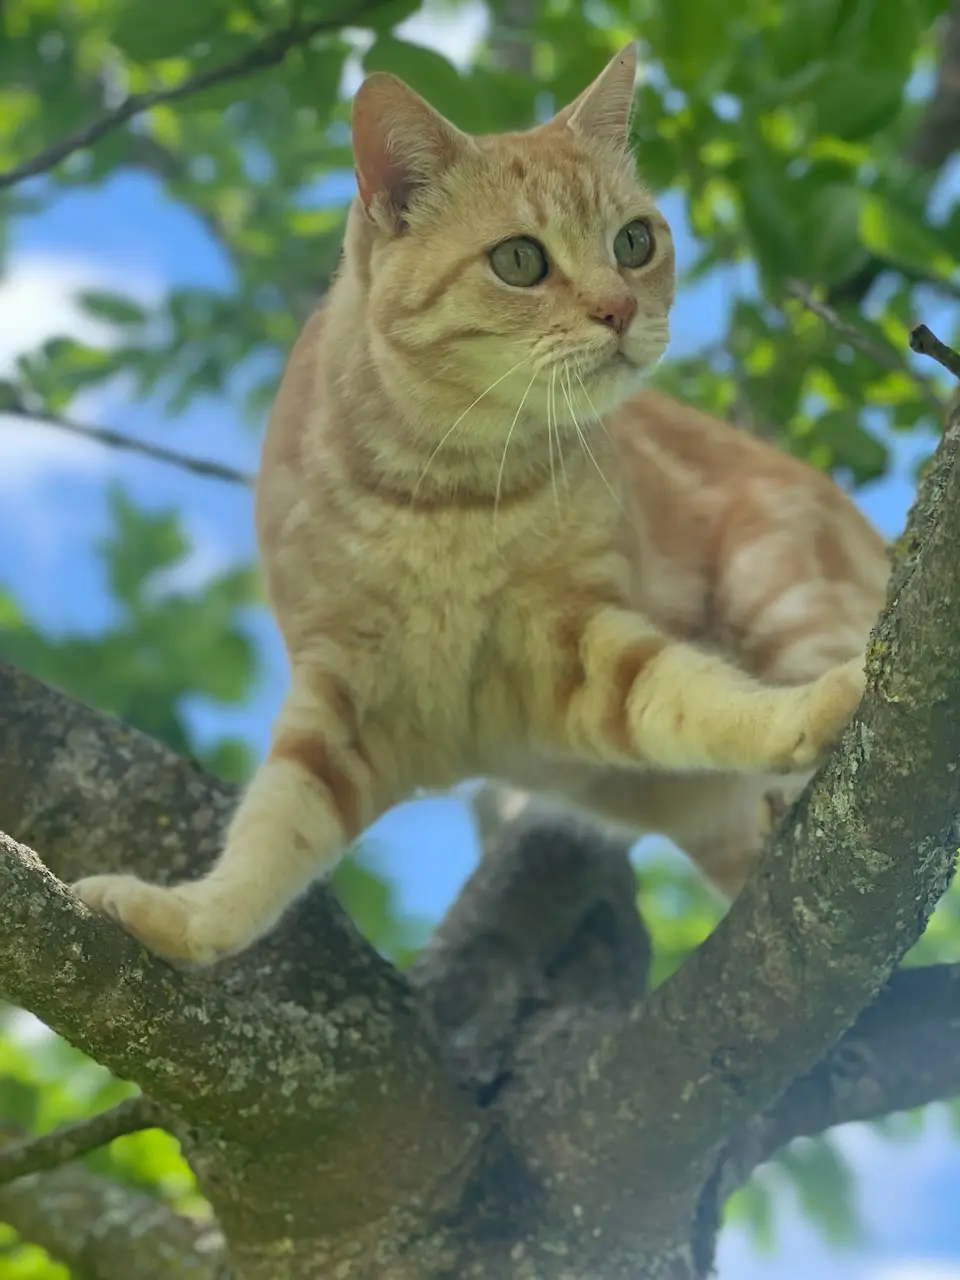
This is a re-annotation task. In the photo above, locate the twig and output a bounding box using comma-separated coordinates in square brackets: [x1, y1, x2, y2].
[0, 0, 387, 191]
[786, 280, 945, 412]
[3, 405, 253, 486]
[0, 1095, 161, 1184]
[910, 323, 960, 381]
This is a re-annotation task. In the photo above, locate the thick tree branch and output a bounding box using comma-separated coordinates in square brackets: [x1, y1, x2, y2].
[411, 794, 650, 1104]
[726, 962, 960, 1194]
[0, 660, 398, 1012]
[0, 1094, 160, 1184]
[0, 828, 475, 1212]
[0, 1160, 227, 1279]
[0, 1, 388, 192]
[0, 673, 483, 1258]
[471, 398, 960, 1249]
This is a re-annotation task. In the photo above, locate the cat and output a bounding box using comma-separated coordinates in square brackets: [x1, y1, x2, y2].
[73, 43, 888, 966]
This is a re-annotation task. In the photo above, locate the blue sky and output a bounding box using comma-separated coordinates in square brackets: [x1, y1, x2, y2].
[1, 4, 959, 1275]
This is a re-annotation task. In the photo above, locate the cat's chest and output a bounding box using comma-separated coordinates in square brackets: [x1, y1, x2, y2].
[355, 510, 549, 743]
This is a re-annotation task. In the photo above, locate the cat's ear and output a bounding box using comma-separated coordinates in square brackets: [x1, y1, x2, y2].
[352, 73, 472, 232]
[552, 42, 638, 150]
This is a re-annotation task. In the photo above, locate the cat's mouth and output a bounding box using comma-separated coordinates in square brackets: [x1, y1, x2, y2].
[583, 348, 637, 377]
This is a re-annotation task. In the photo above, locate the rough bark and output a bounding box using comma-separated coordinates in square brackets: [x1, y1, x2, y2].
[1, 397, 960, 1278]
[0, 1158, 228, 1279]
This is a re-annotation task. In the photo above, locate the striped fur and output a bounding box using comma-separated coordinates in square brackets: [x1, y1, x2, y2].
[74, 46, 888, 964]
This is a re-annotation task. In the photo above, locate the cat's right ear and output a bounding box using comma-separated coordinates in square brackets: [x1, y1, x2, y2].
[352, 73, 472, 233]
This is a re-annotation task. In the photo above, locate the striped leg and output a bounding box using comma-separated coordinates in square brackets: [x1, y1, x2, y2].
[73, 669, 384, 966]
[559, 606, 864, 776]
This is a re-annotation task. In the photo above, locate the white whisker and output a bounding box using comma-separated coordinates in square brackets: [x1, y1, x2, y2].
[573, 364, 616, 450]
[546, 365, 560, 512]
[411, 353, 533, 505]
[551, 363, 569, 492]
[494, 369, 538, 532]
[561, 361, 623, 511]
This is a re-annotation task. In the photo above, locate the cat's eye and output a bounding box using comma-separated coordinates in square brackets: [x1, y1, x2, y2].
[614, 219, 654, 269]
[489, 237, 549, 287]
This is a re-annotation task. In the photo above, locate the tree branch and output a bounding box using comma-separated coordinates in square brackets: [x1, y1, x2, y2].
[725, 962, 960, 1196]
[786, 280, 945, 411]
[0, 1160, 228, 1280]
[0, 826, 474, 1200]
[503, 394, 960, 1239]
[2, 404, 252, 486]
[411, 794, 650, 1105]
[0, 1094, 160, 1184]
[0, 0, 387, 192]
[911, 322, 960, 380]
[0, 660, 388, 1011]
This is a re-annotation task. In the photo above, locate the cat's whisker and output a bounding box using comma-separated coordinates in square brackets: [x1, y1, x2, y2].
[494, 369, 539, 532]
[411, 353, 534, 505]
[546, 367, 560, 512]
[573, 365, 617, 451]
[552, 365, 570, 494]
[561, 361, 623, 512]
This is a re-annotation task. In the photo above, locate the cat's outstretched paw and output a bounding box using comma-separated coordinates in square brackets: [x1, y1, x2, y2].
[72, 874, 230, 968]
[767, 654, 865, 774]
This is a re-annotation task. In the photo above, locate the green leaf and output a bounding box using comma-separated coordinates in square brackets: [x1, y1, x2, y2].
[77, 290, 148, 326]
[350, 0, 422, 30]
[100, 488, 189, 607]
[0, 379, 24, 412]
[736, 160, 803, 281]
[362, 36, 474, 128]
[725, 1174, 777, 1252]
[111, 0, 229, 61]
[778, 1137, 861, 1246]
[766, 0, 847, 78]
[813, 67, 905, 141]
[800, 182, 871, 288]
[859, 192, 957, 277]
[654, 0, 734, 91]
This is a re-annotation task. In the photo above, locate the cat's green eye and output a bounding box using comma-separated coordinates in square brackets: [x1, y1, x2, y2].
[614, 219, 654, 269]
[489, 237, 549, 287]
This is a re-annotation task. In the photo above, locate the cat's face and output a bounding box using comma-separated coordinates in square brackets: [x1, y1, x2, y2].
[349, 45, 674, 443]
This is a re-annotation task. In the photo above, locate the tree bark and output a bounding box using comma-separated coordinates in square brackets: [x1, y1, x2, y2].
[2, 407, 960, 1276]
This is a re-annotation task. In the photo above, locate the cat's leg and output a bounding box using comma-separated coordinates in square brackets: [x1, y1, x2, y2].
[554, 606, 864, 777]
[73, 669, 389, 967]
[569, 768, 773, 900]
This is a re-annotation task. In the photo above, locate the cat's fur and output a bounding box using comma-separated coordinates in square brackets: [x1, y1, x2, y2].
[74, 44, 888, 965]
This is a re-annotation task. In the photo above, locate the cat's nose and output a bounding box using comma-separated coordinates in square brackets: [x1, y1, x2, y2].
[588, 294, 637, 336]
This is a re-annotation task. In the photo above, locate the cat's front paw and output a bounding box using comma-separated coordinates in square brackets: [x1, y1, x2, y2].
[767, 655, 865, 774]
[72, 874, 229, 968]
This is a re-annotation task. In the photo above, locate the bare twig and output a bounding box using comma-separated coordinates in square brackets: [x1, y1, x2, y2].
[3, 405, 252, 486]
[0, 1094, 161, 1185]
[910, 323, 960, 381]
[786, 280, 945, 412]
[0, 0, 387, 191]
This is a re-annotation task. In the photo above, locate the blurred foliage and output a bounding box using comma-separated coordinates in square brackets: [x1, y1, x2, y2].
[2, 0, 960, 1272]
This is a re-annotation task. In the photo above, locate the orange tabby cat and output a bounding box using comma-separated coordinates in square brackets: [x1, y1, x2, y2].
[74, 44, 888, 966]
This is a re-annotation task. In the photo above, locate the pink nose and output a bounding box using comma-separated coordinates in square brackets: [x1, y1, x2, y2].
[588, 294, 637, 336]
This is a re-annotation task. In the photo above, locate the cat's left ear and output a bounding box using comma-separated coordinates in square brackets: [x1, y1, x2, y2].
[352, 73, 474, 233]
[552, 42, 638, 150]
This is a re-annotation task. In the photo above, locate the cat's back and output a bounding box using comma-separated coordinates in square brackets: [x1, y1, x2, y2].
[605, 386, 889, 643]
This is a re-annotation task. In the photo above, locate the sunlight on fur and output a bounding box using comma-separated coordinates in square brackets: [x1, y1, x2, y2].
[74, 43, 888, 967]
